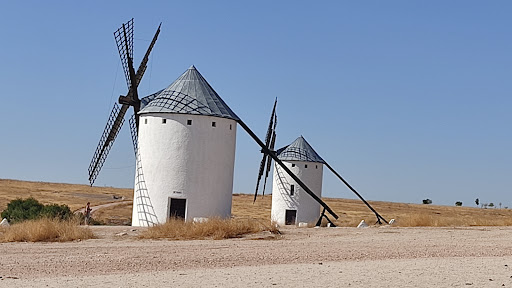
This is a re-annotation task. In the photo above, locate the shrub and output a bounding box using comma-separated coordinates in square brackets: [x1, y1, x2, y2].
[1, 197, 44, 223]
[41, 204, 72, 220]
[1, 198, 72, 223]
[422, 199, 432, 204]
[455, 201, 463, 206]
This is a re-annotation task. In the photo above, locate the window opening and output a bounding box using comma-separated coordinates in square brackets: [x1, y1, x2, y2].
[291, 164, 295, 167]
[144, 119, 148, 124]
[212, 121, 216, 127]
[229, 124, 232, 130]
[187, 120, 192, 125]
[162, 119, 166, 124]
[290, 184, 295, 196]
[305, 164, 308, 168]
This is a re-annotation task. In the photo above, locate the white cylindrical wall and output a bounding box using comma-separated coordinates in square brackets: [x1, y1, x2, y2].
[132, 113, 237, 226]
[271, 160, 323, 226]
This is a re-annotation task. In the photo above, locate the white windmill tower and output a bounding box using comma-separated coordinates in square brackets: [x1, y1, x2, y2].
[253, 102, 388, 226]
[130, 65, 239, 226]
[270, 136, 326, 225]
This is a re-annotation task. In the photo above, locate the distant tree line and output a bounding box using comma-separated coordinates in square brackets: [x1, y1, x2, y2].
[420, 198, 508, 209]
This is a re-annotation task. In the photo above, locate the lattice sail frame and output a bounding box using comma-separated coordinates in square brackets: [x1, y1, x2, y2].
[129, 114, 138, 155]
[88, 103, 126, 184]
[114, 18, 134, 89]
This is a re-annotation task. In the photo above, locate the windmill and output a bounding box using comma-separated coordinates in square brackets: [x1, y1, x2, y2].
[253, 102, 388, 226]
[88, 19, 161, 186]
[249, 100, 339, 225]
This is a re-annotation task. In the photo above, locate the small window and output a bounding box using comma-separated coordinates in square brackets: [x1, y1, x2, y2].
[291, 164, 295, 167]
[316, 165, 318, 169]
[229, 124, 232, 130]
[212, 122, 216, 127]
[144, 119, 148, 124]
[290, 185, 295, 196]
[162, 119, 166, 124]
[187, 120, 192, 125]
[305, 164, 308, 168]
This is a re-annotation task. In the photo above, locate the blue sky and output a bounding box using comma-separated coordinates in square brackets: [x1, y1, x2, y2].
[0, 1, 510, 207]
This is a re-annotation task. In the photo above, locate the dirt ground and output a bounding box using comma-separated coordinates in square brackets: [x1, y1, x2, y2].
[1, 226, 512, 287]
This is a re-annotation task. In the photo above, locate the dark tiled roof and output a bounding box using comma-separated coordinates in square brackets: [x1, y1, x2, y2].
[139, 66, 239, 120]
[277, 136, 325, 164]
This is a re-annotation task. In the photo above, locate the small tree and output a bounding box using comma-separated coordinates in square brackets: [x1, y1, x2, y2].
[499, 202, 502, 209]
[455, 201, 463, 206]
[489, 203, 495, 208]
[475, 198, 479, 207]
[422, 199, 432, 204]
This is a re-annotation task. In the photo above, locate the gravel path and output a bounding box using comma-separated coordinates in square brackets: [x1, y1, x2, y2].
[75, 201, 132, 215]
[1, 226, 512, 287]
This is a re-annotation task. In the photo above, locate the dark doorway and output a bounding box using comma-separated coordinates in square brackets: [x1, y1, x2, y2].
[285, 209, 297, 225]
[169, 198, 186, 219]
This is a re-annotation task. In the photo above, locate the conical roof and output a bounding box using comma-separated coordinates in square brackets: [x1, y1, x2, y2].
[276, 136, 325, 164]
[139, 66, 239, 120]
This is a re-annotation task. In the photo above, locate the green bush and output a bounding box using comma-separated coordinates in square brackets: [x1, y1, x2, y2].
[41, 204, 72, 220]
[1, 198, 72, 224]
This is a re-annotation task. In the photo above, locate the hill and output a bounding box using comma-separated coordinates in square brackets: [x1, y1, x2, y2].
[1, 179, 511, 226]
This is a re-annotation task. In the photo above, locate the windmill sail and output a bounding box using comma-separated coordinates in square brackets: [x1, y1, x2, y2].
[114, 18, 135, 90]
[88, 19, 161, 186]
[261, 114, 277, 196]
[88, 103, 128, 185]
[254, 99, 277, 202]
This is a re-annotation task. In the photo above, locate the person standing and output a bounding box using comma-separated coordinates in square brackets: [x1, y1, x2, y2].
[85, 202, 92, 225]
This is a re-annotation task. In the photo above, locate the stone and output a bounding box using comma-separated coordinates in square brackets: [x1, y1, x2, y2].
[193, 217, 209, 223]
[357, 220, 368, 228]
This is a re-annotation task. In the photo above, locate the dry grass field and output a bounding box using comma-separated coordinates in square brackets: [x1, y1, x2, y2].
[0, 179, 132, 212]
[139, 217, 278, 240]
[2, 178, 512, 227]
[0, 218, 94, 242]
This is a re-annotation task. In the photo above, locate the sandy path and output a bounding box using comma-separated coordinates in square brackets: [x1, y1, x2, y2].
[75, 200, 132, 215]
[1, 226, 512, 287]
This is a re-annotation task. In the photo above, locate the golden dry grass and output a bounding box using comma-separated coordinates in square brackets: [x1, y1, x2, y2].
[233, 194, 512, 227]
[3, 179, 512, 228]
[92, 202, 133, 225]
[0, 218, 94, 242]
[0, 179, 132, 212]
[324, 198, 512, 227]
[139, 218, 278, 240]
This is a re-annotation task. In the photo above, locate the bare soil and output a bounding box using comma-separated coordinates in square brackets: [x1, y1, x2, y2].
[1, 226, 512, 287]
